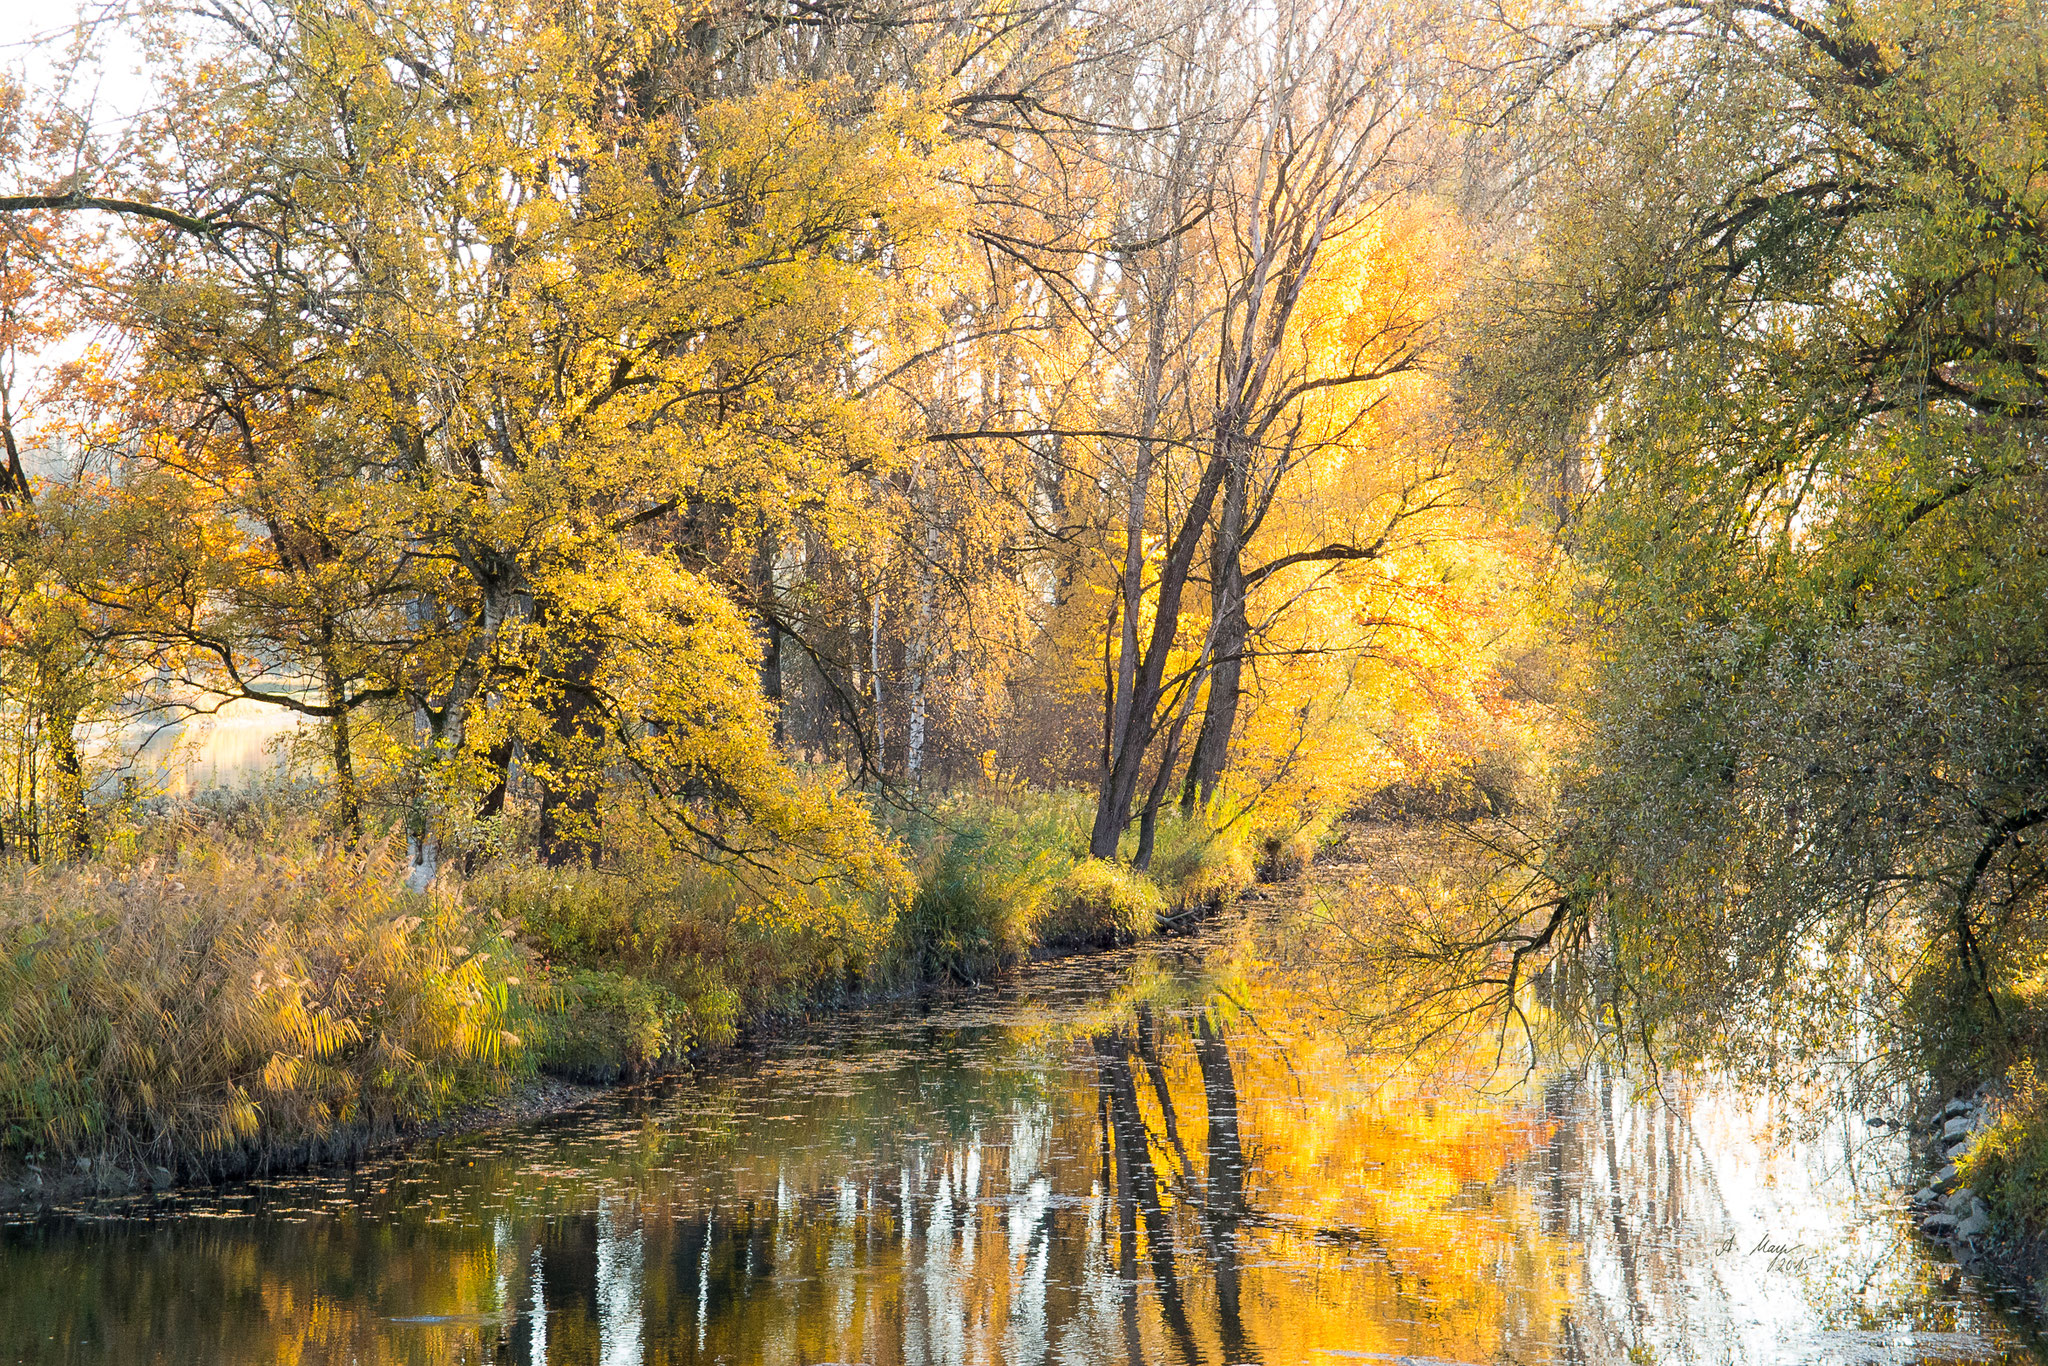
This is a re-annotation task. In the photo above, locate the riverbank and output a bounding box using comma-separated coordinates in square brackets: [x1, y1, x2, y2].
[0, 1073, 611, 1214]
[0, 790, 1306, 1213]
[1908, 1091, 2001, 1257]
[1908, 1079, 2048, 1310]
[10, 863, 2040, 1366]
[0, 897, 1253, 1215]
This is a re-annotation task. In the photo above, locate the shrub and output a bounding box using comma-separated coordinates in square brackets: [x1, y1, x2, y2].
[1037, 858, 1164, 949]
[472, 862, 716, 969]
[1901, 938, 2048, 1104]
[1246, 807, 1337, 883]
[539, 969, 736, 1082]
[890, 794, 1267, 964]
[1959, 1060, 2048, 1237]
[0, 839, 537, 1176]
[888, 795, 1081, 983]
[1145, 818, 1256, 911]
[469, 855, 880, 1043]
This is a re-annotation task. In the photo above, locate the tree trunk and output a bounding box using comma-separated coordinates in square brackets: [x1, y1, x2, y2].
[537, 631, 604, 868]
[465, 737, 518, 873]
[44, 705, 88, 862]
[754, 530, 786, 749]
[1180, 601, 1245, 815]
[1133, 704, 1194, 873]
[329, 706, 362, 847]
[322, 651, 363, 846]
[868, 594, 884, 774]
[906, 521, 937, 783]
[1183, 444, 1250, 815]
[475, 737, 517, 826]
[405, 827, 439, 891]
[1097, 227, 1179, 839]
[406, 703, 443, 892]
[1087, 433, 1235, 860]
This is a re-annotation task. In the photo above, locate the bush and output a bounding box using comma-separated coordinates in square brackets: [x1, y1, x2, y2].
[1249, 806, 1339, 882]
[0, 839, 537, 1177]
[1145, 818, 1256, 910]
[470, 855, 880, 1051]
[1918, 942, 2048, 1241]
[539, 968, 736, 1082]
[1037, 858, 1165, 949]
[1902, 932, 2048, 1102]
[1347, 747, 1532, 823]
[1960, 1060, 2048, 1237]
[893, 832, 1037, 983]
[887, 794, 1082, 983]
[889, 794, 1266, 963]
[473, 862, 717, 970]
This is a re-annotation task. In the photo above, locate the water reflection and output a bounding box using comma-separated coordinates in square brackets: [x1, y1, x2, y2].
[115, 702, 304, 796]
[1, 918, 2040, 1365]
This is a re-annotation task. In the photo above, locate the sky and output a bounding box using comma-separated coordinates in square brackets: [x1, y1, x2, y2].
[1, 3, 157, 452]
[1, 4, 151, 116]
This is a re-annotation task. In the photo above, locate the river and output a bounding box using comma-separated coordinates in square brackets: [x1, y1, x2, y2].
[1, 897, 2041, 1364]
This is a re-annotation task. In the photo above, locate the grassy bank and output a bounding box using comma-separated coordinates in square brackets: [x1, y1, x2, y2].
[0, 837, 537, 1193]
[0, 787, 1302, 1199]
[1900, 954, 2048, 1296]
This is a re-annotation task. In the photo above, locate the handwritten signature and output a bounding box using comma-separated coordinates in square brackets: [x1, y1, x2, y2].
[1705, 1232, 1821, 1272]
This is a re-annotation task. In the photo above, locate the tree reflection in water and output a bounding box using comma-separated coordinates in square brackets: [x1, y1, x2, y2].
[0, 922, 2039, 1365]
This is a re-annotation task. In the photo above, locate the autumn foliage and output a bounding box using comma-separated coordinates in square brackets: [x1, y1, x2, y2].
[0, 0, 1553, 1178]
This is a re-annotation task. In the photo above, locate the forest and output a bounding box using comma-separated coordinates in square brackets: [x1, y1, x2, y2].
[0, 0, 2043, 1258]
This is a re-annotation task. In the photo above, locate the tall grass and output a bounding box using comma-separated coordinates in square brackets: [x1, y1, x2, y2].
[466, 841, 905, 1077]
[1, 783, 1284, 1191]
[1036, 857, 1164, 947]
[886, 793, 1090, 982]
[1146, 816, 1258, 912]
[470, 864, 738, 1080]
[0, 835, 536, 1179]
[884, 791, 1265, 967]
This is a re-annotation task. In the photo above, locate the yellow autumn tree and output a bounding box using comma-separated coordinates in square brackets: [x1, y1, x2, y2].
[52, 0, 938, 909]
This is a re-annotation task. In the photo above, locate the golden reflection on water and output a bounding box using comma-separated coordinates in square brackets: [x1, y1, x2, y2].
[117, 702, 308, 797]
[1, 922, 2039, 1366]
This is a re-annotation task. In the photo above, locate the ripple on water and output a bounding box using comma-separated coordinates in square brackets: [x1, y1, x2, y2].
[1, 910, 2042, 1365]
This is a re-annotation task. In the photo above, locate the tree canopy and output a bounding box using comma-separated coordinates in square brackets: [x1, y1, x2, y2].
[0, 0, 1534, 913]
[1459, 0, 2048, 1086]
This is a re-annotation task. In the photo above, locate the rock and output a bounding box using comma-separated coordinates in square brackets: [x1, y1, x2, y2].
[1944, 1114, 1974, 1141]
[1943, 1097, 1974, 1120]
[1911, 1186, 1939, 1207]
[1944, 1186, 1977, 1215]
[1922, 1211, 1960, 1236]
[1934, 1163, 1962, 1192]
[1946, 1135, 1974, 1160]
[1958, 1206, 1991, 1241]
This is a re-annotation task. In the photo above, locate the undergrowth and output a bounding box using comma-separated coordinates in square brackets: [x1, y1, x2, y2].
[0, 835, 536, 1180]
[1, 784, 1287, 1189]
[1920, 938, 2048, 1249]
[1960, 1059, 2048, 1241]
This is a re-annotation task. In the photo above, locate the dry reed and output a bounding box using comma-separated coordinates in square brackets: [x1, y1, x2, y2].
[0, 837, 537, 1180]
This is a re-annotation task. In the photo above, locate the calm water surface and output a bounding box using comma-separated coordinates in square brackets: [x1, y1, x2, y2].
[2, 906, 2041, 1365]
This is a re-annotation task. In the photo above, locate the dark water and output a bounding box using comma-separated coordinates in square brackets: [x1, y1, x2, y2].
[2, 910, 2041, 1365]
